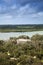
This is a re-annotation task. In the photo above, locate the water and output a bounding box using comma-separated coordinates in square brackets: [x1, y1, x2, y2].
[0, 31, 43, 40]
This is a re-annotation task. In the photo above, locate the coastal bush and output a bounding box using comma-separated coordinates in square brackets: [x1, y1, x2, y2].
[31, 34, 43, 41]
[0, 34, 43, 65]
[18, 35, 30, 39]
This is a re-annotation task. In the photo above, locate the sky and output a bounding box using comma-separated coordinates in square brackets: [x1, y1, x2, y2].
[0, 0, 43, 25]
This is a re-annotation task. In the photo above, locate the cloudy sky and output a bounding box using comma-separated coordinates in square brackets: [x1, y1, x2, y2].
[0, 0, 43, 25]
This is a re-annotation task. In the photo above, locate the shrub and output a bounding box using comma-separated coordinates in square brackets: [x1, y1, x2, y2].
[18, 35, 30, 39]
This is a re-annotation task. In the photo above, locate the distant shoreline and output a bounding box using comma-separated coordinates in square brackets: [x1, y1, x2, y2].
[0, 24, 43, 32]
[0, 29, 43, 32]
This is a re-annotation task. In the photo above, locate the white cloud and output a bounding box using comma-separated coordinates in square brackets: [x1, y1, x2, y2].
[0, 3, 36, 18]
[3, 0, 11, 3]
[0, 1, 43, 24]
[0, 14, 12, 20]
[32, 12, 43, 18]
[38, 12, 43, 16]
[10, 5, 17, 9]
[16, 4, 36, 17]
[0, 5, 7, 13]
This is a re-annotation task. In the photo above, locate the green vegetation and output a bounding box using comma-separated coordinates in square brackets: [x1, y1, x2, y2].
[31, 34, 43, 41]
[0, 34, 43, 65]
[17, 35, 30, 39]
[0, 24, 43, 32]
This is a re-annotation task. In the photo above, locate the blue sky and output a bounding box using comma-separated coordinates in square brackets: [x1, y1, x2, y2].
[0, 0, 43, 25]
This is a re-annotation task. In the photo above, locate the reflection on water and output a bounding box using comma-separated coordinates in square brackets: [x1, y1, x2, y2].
[0, 31, 43, 40]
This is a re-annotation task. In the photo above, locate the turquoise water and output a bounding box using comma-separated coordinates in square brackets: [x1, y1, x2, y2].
[0, 31, 43, 40]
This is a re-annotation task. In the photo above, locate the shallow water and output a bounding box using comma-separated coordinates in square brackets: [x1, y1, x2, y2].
[0, 31, 43, 40]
